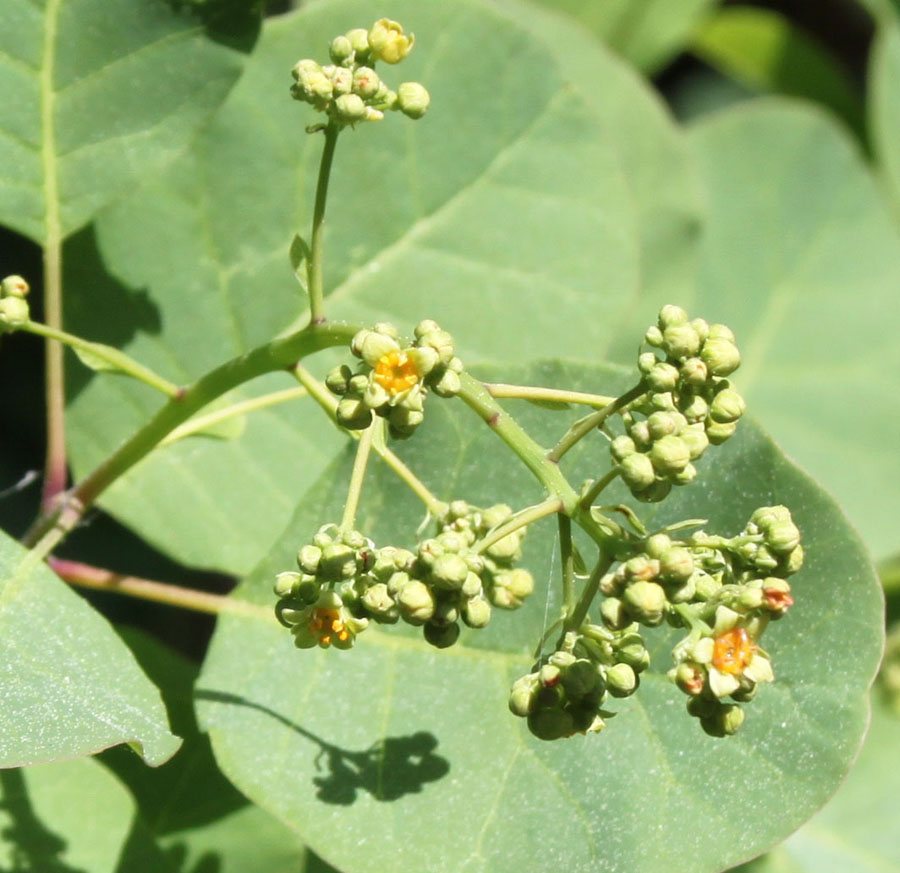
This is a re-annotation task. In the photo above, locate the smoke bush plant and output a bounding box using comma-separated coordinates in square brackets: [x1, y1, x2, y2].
[0, 2, 888, 873]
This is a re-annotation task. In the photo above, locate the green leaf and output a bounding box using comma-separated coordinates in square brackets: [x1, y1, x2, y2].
[871, 22, 900, 217]
[102, 628, 337, 873]
[0, 529, 180, 767]
[0, 757, 174, 873]
[528, 0, 717, 73]
[691, 8, 864, 135]
[0, 0, 259, 244]
[197, 360, 883, 873]
[64, 0, 699, 574]
[733, 695, 900, 873]
[684, 101, 900, 562]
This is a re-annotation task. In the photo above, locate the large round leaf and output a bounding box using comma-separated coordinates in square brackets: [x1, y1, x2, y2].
[871, 21, 900, 218]
[0, 0, 258, 243]
[683, 101, 900, 562]
[64, 0, 699, 574]
[0, 528, 179, 768]
[197, 361, 883, 873]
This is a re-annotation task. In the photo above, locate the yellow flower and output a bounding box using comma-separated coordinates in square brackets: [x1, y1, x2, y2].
[368, 19, 414, 64]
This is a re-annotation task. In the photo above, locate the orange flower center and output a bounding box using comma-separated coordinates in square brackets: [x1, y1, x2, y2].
[308, 607, 350, 647]
[374, 351, 419, 395]
[712, 627, 756, 675]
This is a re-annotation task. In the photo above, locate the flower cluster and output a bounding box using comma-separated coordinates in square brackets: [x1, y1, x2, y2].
[290, 19, 429, 127]
[509, 624, 650, 740]
[666, 505, 803, 735]
[326, 321, 463, 439]
[273, 502, 535, 651]
[610, 305, 745, 502]
[0, 275, 30, 331]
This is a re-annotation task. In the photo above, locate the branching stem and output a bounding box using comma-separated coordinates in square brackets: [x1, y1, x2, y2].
[484, 383, 615, 409]
[558, 514, 575, 613]
[565, 550, 614, 632]
[474, 497, 563, 555]
[341, 422, 375, 531]
[307, 123, 340, 324]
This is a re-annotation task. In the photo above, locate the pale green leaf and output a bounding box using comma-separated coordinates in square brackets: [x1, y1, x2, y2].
[0, 529, 180, 767]
[0, 0, 258, 243]
[691, 9, 863, 134]
[0, 757, 174, 873]
[528, 0, 717, 72]
[197, 360, 883, 873]
[683, 101, 900, 561]
[64, 0, 699, 574]
[871, 22, 900, 217]
[733, 696, 900, 873]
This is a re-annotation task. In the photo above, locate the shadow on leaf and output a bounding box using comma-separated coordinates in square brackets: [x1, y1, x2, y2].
[196, 689, 450, 805]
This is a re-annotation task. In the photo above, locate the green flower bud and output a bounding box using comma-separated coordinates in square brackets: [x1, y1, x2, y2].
[701, 703, 745, 737]
[386, 570, 410, 596]
[431, 368, 461, 397]
[397, 82, 430, 119]
[397, 579, 435, 624]
[345, 28, 370, 56]
[644, 326, 664, 347]
[600, 596, 630, 630]
[638, 351, 658, 374]
[610, 435, 636, 462]
[329, 66, 353, 95]
[368, 18, 414, 64]
[625, 555, 659, 582]
[334, 93, 367, 122]
[649, 435, 690, 474]
[485, 532, 522, 562]
[617, 641, 651, 672]
[329, 35, 354, 64]
[634, 479, 672, 503]
[462, 597, 491, 628]
[647, 362, 679, 392]
[388, 406, 425, 438]
[658, 304, 689, 329]
[708, 323, 735, 342]
[705, 420, 737, 445]
[623, 580, 667, 625]
[481, 504, 513, 530]
[659, 547, 694, 583]
[701, 337, 741, 376]
[352, 66, 380, 98]
[0, 296, 30, 328]
[674, 662, 705, 696]
[784, 544, 804, 575]
[347, 373, 369, 395]
[671, 462, 697, 486]
[709, 388, 746, 424]
[351, 328, 397, 364]
[424, 620, 459, 649]
[431, 553, 469, 590]
[336, 397, 373, 430]
[319, 543, 357, 581]
[509, 673, 540, 717]
[491, 568, 534, 609]
[461, 571, 482, 599]
[296, 545, 322, 575]
[414, 319, 439, 338]
[663, 323, 701, 359]
[1, 275, 29, 298]
[680, 395, 708, 423]
[679, 357, 708, 387]
[562, 659, 602, 698]
[325, 364, 352, 395]
[274, 571, 303, 598]
[691, 318, 710, 343]
[620, 452, 655, 491]
[628, 420, 651, 448]
[606, 662, 637, 697]
[528, 708, 574, 741]
[679, 425, 709, 460]
[362, 584, 398, 622]
[766, 519, 801, 554]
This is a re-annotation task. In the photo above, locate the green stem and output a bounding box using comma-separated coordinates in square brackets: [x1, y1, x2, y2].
[457, 372, 579, 511]
[558, 513, 575, 613]
[674, 602, 713, 635]
[474, 497, 562, 555]
[22, 321, 362, 550]
[292, 364, 448, 518]
[49, 558, 271, 619]
[160, 386, 308, 446]
[565, 551, 614, 632]
[340, 422, 375, 531]
[22, 320, 181, 398]
[484, 383, 615, 409]
[580, 468, 621, 510]
[547, 383, 646, 463]
[307, 123, 340, 325]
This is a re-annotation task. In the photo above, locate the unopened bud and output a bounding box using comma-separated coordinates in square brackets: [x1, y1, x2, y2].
[397, 82, 430, 119]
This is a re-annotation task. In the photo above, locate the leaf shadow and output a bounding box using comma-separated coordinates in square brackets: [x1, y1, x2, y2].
[63, 224, 165, 403]
[0, 770, 84, 873]
[160, 0, 262, 53]
[195, 689, 451, 805]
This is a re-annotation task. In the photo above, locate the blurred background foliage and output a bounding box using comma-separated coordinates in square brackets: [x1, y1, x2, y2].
[0, 0, 898, 870]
